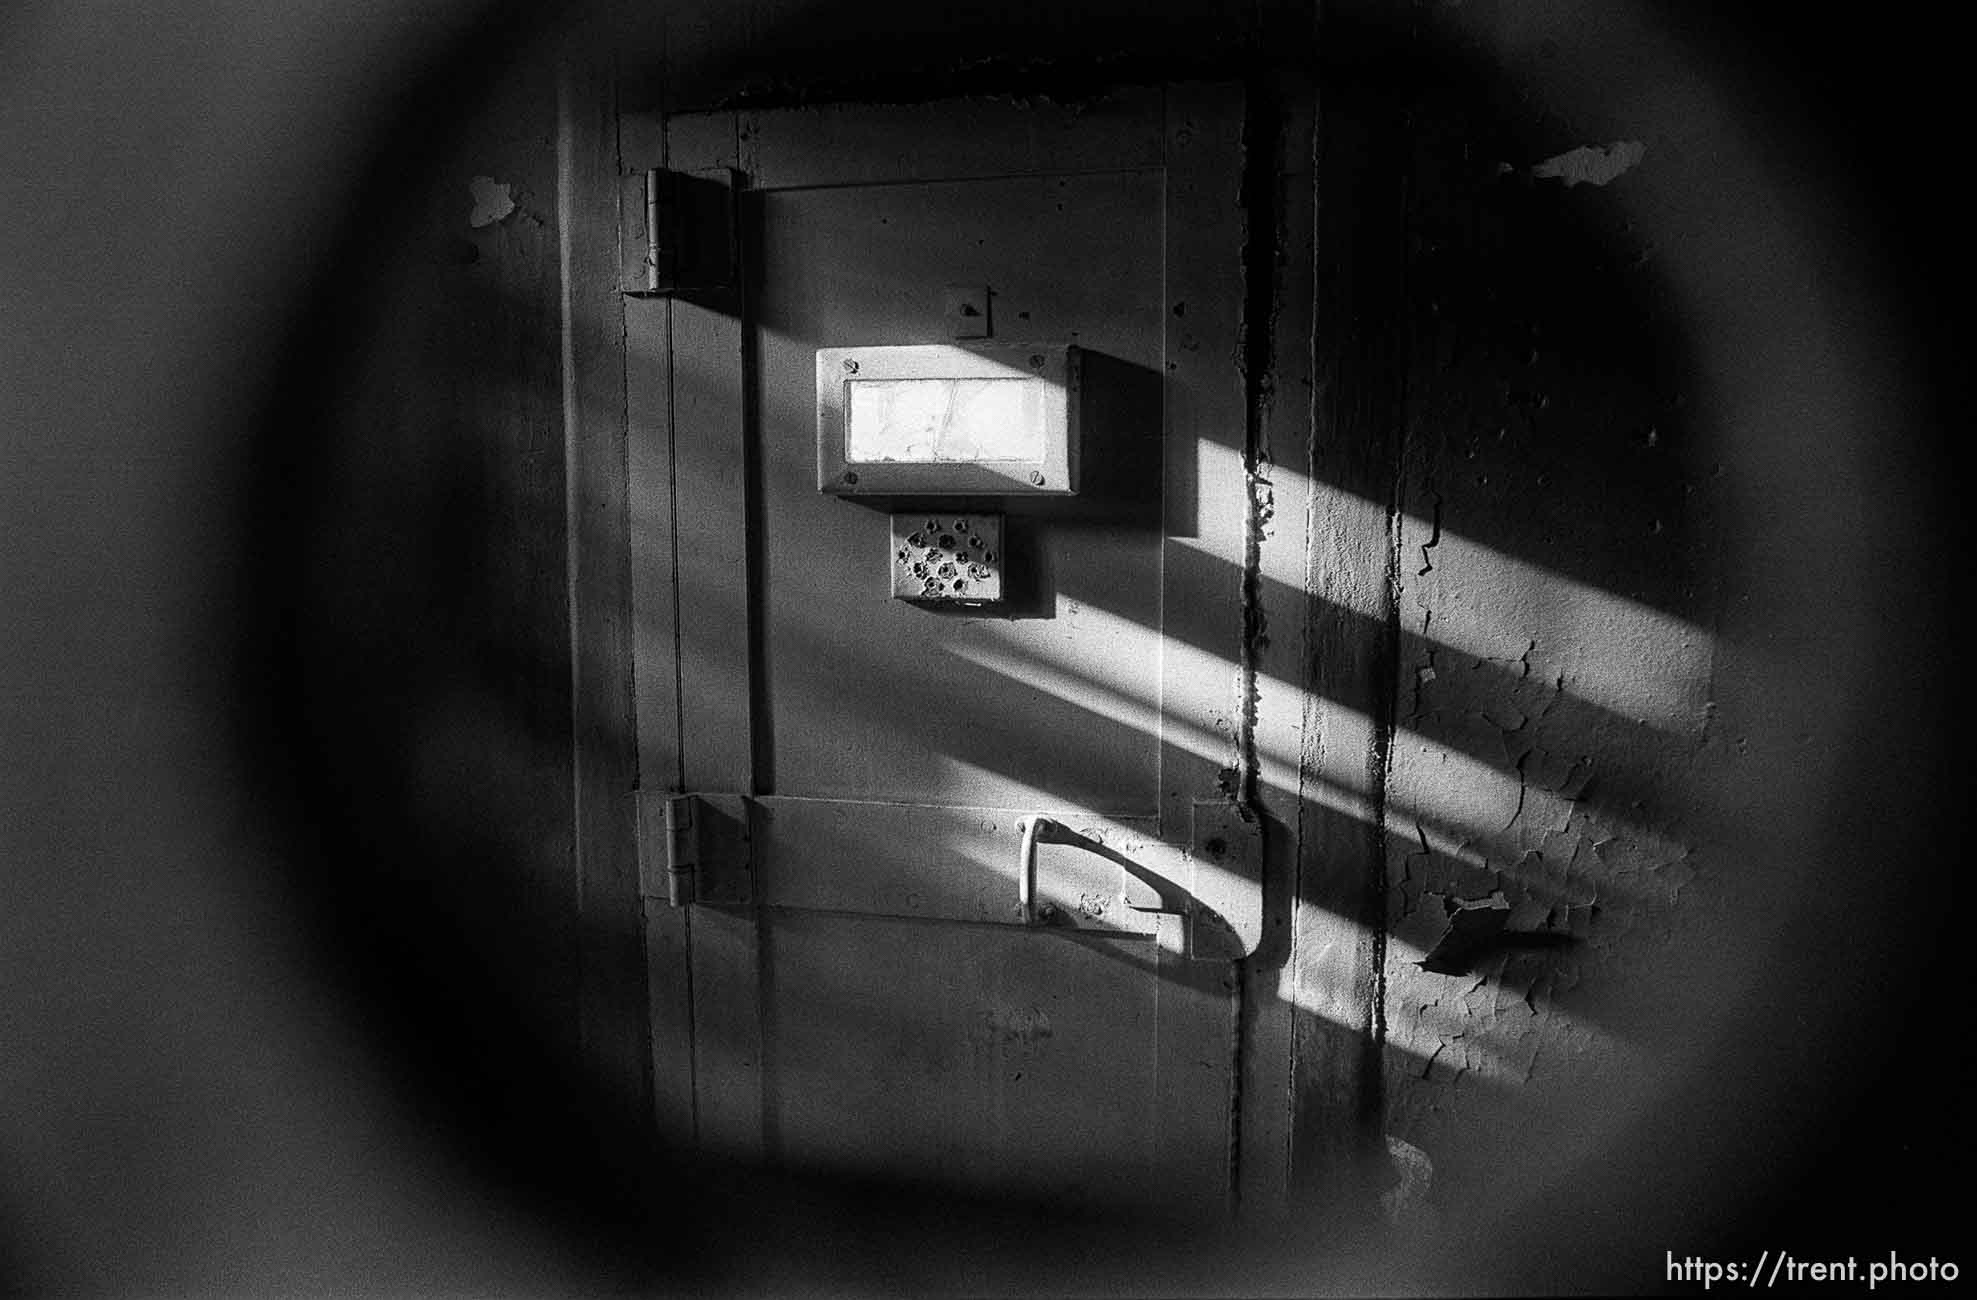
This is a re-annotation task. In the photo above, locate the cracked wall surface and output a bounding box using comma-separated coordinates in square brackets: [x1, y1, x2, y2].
[1375, 57, 1720, 1212]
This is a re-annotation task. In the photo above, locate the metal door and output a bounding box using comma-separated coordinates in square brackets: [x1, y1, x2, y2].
[625, 86, 1259, 1217]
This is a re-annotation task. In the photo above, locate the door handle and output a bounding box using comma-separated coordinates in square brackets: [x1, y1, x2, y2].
[635, 793, 1259, 959]
[1014, 815, 1188, 925]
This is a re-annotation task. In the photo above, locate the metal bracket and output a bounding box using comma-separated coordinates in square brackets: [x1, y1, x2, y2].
[1012, 800, 1262, 961]
[634, 791, 1254, 951]
[619, 167, 738, 297]
[637, 792, 754, 906]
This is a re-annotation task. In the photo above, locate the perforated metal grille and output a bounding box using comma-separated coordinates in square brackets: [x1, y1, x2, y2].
[890, 513, 1004, 604]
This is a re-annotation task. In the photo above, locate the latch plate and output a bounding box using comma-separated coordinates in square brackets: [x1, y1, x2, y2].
[1186, 799, 1261, 962]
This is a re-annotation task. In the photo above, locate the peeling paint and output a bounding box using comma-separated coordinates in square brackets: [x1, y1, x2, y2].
[1369, 62, 1718, 1221]
[1417, 485, 1444, 576]
[467, 175, 516, 227]
[1415, 893, 1511, 974]
[1526, 140, 1647, 187]
[1385, 525, 1699, 1095]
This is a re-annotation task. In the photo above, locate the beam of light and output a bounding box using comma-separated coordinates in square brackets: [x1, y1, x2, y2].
[933, 759, 1559, 1074]
[953, 607, 1654, 1080]
[955, 602, 1672, 860]
[1191, 444, 1715, 735]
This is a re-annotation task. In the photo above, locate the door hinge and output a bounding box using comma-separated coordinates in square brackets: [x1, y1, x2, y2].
[619, 167, 738, 297]
[637, 792, 755, 906]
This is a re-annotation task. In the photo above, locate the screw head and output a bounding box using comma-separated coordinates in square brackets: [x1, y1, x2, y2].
[1028, 470, 1046, 486]
[841, 471, 858, 485]
[1028, 353, 1045, 369]
[842, 359, 860, 374]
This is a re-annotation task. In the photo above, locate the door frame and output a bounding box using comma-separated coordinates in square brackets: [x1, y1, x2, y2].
[564, 66, 1344, 1220]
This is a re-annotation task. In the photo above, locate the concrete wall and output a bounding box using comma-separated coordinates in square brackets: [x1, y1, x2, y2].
[3, 0, 1960, 1292]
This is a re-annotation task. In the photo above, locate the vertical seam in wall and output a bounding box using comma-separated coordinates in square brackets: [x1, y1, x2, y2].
[733, 110, 779, 1164]
[1238, 107, 1278, 816]
[1155, 88, 1173, 854]
[606, 58, 656, 1119]
[661, 177, 689, 798]
[739, 115, 775, 802]
[1363, 89, 1414, 1151]
[1289, 73, 1322, 1205]
[556, 52, 591, 1071]
[653, 115, 702, 1143]
[1234, 74, 1283, 1217]
[606, 78, 635, 801]
[1364, 489, 1396, 1142]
